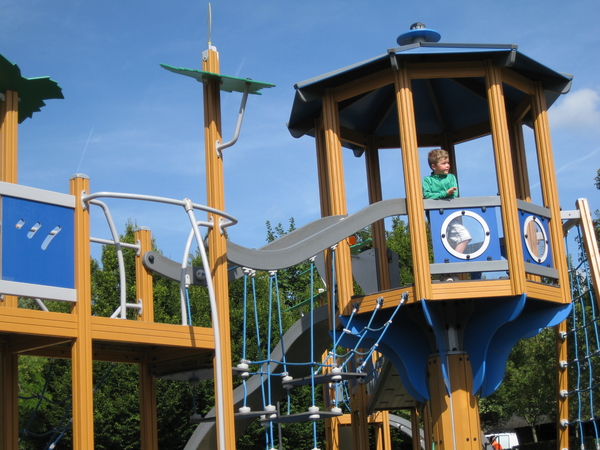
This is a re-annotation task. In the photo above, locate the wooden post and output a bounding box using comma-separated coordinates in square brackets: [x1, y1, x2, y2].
[135, 227, 154, 323]
[485, 61, 526, 295]
[70, 174, 95, 449]
[576, 199, 600, 305]
[0, 89, 19, 449]
[411, 407, 421, 450]
[428, 354, 482, 450]
[202, 46, 237, 450]
[531, 81, 571, 303]
[1, 89, 18, 184]
[393, 61, 431, 300]
[135, 227, 158, 449]
[321, 89, 353, 314]
[556, 322, 569, 450]
[365, 141, 390, 291]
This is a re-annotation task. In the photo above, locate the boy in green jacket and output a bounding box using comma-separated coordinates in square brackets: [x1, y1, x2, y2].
[423, 149, 471, 254]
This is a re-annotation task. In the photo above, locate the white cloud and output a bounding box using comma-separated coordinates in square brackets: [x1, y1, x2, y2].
[549, 88, 600, 133]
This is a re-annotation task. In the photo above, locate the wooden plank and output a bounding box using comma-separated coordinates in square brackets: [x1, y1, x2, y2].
[90, 316, 215, 349]
[525, 281, 563, 303]
[409, 61, 486, 80]
[8, 335, 72, 354]
[431, 279, 513, 301]
[347, 286, 416, 316]
[333, 68, 394, 103]
[500, 67, 536, 95]
[0, 308, 78, 336]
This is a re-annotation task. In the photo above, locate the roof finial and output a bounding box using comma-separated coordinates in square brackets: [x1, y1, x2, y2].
[397, 23, 441, 46]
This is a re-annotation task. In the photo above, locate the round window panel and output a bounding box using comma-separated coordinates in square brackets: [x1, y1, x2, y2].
[523, 216, 548, 263]
[440, 210, 491, 260]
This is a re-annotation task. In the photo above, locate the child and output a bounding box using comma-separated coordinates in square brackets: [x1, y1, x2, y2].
[423, 149, 471, 254]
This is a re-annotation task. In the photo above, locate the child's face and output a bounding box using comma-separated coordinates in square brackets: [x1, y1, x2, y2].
[431, 157, 450, 175]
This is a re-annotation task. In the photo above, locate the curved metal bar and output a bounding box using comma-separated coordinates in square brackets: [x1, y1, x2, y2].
[216, 82, 250, 156]
[89, 199, 128, 319]
[82, 191, 238, 230]
[226, 198, 408, 270]
[183, 205, 227, 450]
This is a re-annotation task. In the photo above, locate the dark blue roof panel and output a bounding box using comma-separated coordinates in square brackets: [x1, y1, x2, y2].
[288, 41, 572, 148]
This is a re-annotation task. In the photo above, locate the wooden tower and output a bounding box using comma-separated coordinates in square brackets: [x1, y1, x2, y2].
[287, 23, 574, 450]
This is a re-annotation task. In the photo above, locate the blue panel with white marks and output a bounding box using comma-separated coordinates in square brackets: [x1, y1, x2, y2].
[428, 205, 502, 263]
[2, 196, 74, 288]
[518, 210, 554, 269]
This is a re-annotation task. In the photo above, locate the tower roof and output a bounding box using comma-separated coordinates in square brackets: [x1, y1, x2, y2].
[287, 31, 573, 152]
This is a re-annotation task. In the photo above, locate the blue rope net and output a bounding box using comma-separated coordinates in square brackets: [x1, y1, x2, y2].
[235, 248, 406, 449]
[565, 226, 600, 448]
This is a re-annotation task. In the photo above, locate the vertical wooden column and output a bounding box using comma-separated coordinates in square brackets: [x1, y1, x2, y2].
[321, 88, 353, 313]
[1, 89, 19, 183]
[411, 407, 421, 450]
[576, 199, 600, 304]
[202, 47, 236, 450]
[365, 141, 390, 291]
[393, 62, 431, 300]
[428, 354, 482, 450]
[135, 227, 158, 450]
[485, 61, 526, 295]
[422, 402, 434, 450]
[0, 352, 18, 450]
[0, 89, 19, 450]
[508, 111, 532, 202]
[321, 89, 365, 448]
[315, 119, 332, 218]
[70, 175, 94, 449]
[135, 227, 154, 323]
[531, 82, 570, 302]
[1, 90, 19, 309]
[556, 323, 569, 450]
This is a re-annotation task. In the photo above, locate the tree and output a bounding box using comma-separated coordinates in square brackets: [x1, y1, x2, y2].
[479, 328, 557, 442]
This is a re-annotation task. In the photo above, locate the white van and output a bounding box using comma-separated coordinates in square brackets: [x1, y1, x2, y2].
[485, 432, 519, 449]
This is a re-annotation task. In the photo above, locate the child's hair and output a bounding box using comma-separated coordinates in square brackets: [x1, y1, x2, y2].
[427, 149, 449, 167]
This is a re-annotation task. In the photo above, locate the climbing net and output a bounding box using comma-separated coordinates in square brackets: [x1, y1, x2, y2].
[233, 246, 406, 449]
[565, 225, 600, 448]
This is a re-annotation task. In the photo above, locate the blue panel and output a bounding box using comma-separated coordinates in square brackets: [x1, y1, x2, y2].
[518, 210, 554, 269]
[428, 205, 502, 264]
[2, 196, 74, 288]
[337, 306, 433, 402]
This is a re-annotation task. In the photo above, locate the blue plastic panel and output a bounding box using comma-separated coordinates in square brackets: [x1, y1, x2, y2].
[428, 205, 502, 264]
[2, 196, 74, 288]
[518, 210, 554, 269]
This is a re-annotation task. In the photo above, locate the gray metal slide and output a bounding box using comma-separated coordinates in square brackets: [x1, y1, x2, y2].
[226, 198, 407, 271]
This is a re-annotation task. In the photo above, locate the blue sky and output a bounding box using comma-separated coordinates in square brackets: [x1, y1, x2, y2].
[2, 0, 599, 261]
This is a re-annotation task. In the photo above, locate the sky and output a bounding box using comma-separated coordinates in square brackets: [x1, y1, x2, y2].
[1, 0, 599, 262]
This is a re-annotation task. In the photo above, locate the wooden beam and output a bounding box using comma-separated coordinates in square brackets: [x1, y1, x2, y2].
[501, 67, 536, 95]
[394, 62, 431, 300]
[409, 61, 486, 80]
[70, 174, 95, 449]
[531, 81, 570, 303]
[333, 68, 394, 103]
[8, 335, 72, 354]
[91, 316, 214, 349]
[485, 61, 526, 295]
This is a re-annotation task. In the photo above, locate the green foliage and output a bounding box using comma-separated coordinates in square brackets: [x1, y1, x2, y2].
[480, 328, 556, 440]
[386, 216, 417, 286]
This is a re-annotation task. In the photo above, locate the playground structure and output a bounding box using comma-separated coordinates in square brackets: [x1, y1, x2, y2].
[1, 20, 600, 450]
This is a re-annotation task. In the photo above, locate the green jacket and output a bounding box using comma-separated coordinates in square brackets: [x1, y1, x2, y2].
[422, 172, 458, 199]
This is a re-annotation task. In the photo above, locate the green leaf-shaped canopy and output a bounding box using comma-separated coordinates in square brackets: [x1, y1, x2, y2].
[0, 53, 63, 123]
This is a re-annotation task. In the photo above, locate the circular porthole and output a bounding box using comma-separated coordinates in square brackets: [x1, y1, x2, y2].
[523, 216, 548, 263]
[440, 210, 491, 260]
